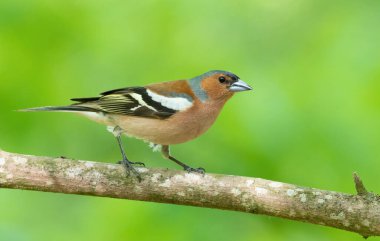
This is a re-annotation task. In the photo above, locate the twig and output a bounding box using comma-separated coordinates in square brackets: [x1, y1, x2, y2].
[354, 172, 369, 196]
[0, 150, 379, 237]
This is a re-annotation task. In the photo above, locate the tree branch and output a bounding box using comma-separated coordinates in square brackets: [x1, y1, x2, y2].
[0, 150, 379, 237]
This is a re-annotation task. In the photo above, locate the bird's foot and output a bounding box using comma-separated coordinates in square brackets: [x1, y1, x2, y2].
[117, 160, 145, 167]
[184, 166, 206, 174]
[119, 159, 142, 182]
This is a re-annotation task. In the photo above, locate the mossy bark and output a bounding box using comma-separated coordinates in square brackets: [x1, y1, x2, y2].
[0, 150, 379, 237]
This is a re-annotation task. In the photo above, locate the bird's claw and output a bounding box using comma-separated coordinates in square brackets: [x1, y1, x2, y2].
[117, 160, 145, 167]
[119, 160, 142, 182]
[130, 161, 145, 167]
[184, 166, 206, 174]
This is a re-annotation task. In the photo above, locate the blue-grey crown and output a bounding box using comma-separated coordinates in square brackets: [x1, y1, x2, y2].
[193, 70, 239, 81]
[187, 70, 239, 102]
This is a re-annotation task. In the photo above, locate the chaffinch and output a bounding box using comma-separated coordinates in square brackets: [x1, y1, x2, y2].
[24, 70, 252, 178]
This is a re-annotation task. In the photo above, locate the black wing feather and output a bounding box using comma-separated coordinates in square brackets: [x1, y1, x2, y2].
[71, 87, 177, 119]
[71, 97, 100, 102]
[100, 86, 143, 95]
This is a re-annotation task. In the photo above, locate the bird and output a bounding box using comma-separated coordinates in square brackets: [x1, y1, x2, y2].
[22, 70, 252, 179]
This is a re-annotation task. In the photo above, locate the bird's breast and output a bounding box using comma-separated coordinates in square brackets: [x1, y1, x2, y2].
[110, 101, 225, 145]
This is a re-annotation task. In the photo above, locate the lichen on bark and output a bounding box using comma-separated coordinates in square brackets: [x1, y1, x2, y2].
[0, 149, 379, 237]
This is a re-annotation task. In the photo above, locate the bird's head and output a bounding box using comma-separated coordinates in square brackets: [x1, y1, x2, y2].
[188, 70, 252, 102]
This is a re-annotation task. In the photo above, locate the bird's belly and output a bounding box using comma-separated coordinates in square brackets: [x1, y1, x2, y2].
[110, 109, 220, 145]
[79, 101, 224, 145]
[79, 112, 113, 126]
[115, 118, 207, 144]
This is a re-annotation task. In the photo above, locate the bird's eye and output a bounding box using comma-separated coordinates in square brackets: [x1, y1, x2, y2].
[218, 76, 226, 83]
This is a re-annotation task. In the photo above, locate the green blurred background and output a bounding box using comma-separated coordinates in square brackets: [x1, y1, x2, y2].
[0, 0, 379, 240]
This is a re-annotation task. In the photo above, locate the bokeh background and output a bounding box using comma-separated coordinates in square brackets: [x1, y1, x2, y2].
[1, 0, 379, 240]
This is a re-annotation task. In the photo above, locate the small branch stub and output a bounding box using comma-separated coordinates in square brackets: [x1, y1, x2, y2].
[353, 172, 369, 196]
[0, 150, 379, 237]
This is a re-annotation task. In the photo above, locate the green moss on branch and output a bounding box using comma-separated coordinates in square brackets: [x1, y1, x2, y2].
[0, 150, 379, 237]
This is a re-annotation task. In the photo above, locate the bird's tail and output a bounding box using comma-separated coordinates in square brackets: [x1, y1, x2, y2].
[19, 105, 98, 113]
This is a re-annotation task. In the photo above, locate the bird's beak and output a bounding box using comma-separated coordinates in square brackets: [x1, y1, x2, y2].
[229, 79, 253, 92]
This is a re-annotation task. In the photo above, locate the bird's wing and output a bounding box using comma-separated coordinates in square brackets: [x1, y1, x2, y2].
[71, 86, 193, 119]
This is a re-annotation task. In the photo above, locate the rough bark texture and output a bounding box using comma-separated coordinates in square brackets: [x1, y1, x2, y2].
[0, 150, 379, 237]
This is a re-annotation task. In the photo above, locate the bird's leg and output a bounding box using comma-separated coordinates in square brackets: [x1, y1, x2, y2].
[110, 126, 145, 166]
[112, 127, 143, 181]
[161, 145, 205, 174]
[115, 135, 145, 166]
